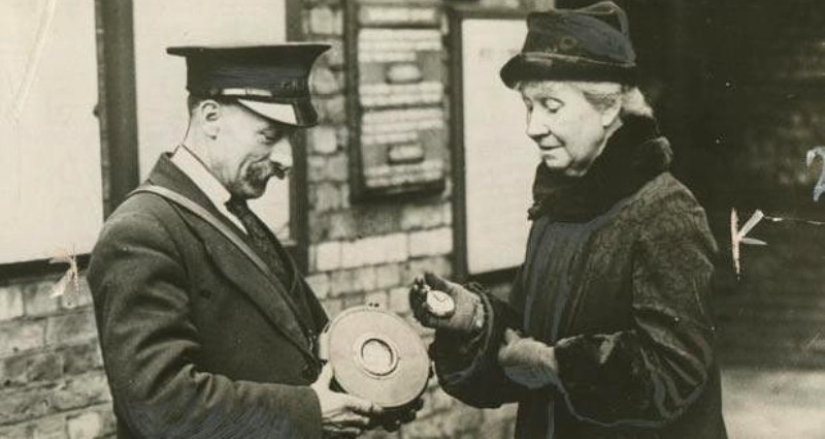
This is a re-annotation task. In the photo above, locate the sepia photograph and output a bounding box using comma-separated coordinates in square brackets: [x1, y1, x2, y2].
[2, 0, 825, 438]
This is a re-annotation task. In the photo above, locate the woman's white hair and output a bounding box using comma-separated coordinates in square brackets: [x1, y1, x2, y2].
[516, 80, 654, 119]
[567, 81, 654, 119]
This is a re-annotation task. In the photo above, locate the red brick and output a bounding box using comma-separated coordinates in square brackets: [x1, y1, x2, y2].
[308, 153, 347, 183]
[310, 125, 339, 155]
[46, 310, 97, 346]
[343, 294, 365, 309]
[29, 415, 66, 439]
[52, 372, 111, 411]
[23, 280, 59, 317]
[354, 206, 402, 237]
[67, 412, 103, 439]
[310, 182, 344, 213]
[0, 385, 54, 425]
[323, 39, 345, 68]
[99, 405, 117, 436]
[375, 263, 403, 290]
[330, 267, 377, 297]
[62, 341, 103, 375]
[389, 287, 411, 315]
[1, 351, 63, 388]
[403, 256, 452, 284]
[309, 6, 335, 35]
[0, 423, 29, 439]
[0, 286, 25, 321]
[0, 320, 46, 356]
[327, 211, 358, 241]
[304, 273, 331, 300]
[321, 298, 344, 319]
[408, 227, 453, 258]
[401, 203, 448, 231]
[315, 96, 346, 125]
[310, 66, 341, 96]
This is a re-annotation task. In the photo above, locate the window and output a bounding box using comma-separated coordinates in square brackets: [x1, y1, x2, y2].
[0, 0, 103, 265]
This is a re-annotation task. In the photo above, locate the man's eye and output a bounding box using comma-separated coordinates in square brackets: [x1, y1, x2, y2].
[261, 133, 280, 144]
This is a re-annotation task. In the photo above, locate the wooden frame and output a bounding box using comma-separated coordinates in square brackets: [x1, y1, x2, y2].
[344, 1, 448, 202]
[448, 6, 529, 282]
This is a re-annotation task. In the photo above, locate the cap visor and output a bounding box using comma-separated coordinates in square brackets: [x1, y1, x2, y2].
[237, 100, 300, 126]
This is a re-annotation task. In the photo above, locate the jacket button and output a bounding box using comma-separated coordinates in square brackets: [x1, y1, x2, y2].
[301, 365, 317, 381]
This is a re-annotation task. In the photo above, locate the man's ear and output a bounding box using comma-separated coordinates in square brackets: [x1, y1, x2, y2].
[198, 99, 222, 138]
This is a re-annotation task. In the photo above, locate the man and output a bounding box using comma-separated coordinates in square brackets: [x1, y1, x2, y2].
[410, 2, 727, 439]
[88, 44, 382, 439]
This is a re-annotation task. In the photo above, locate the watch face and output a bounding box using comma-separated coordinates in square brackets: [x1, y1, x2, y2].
[425, 289, 455, 317]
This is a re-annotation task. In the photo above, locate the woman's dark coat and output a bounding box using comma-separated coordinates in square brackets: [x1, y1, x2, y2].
[87, 154, 328, 439]
[431, 117, 728, 439]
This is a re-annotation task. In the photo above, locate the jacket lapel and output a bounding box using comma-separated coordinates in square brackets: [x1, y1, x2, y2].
[145, 154, 317, 361]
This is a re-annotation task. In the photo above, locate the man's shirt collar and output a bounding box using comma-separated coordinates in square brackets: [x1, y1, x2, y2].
[170, 145, 246, 232]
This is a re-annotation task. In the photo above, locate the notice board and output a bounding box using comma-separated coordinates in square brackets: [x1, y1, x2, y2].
[449, 8, 536, 278]
[345, 2, 448, 201]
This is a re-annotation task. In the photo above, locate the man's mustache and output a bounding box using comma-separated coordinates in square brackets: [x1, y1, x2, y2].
[249, 160, 291, 181]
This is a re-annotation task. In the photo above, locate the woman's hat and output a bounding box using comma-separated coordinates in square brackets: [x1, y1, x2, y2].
[167, 44, 330, 127]
[500, 1, 637, 88]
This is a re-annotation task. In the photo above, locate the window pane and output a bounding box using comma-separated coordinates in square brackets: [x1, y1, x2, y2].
[0, 0, 103, 264]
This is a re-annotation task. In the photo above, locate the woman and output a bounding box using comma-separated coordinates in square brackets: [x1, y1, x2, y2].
[409, 2, 727, 438]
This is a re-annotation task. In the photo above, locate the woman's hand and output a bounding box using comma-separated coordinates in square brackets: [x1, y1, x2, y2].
[498, 329, 560, 389]
[408, 272, 484, 334]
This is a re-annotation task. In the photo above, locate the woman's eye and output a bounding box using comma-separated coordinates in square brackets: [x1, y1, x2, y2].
[542, 99, 562, 113]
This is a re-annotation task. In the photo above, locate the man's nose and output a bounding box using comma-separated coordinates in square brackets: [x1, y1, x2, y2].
[269, 139, 293, 169]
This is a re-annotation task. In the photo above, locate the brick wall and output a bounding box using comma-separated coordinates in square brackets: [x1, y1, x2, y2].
[0, 277, 115, 438]
[301, 0, 521, 437]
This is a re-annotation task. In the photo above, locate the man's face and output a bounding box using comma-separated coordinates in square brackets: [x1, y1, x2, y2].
[519, 81, 614, 177]
[212, 103, 296, 199]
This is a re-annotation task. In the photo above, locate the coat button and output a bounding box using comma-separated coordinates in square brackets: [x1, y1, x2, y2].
[301, 365, 317, 381]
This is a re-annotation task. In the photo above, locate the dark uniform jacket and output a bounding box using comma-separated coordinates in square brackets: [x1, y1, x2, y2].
[431, 117, 728, 439]
[88, 154, 328, 439]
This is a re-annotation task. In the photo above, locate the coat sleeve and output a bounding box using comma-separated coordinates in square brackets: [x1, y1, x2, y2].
[553, 191, 719, 428]
[430, 287, 527, 408]
[88, 211, 323, 439]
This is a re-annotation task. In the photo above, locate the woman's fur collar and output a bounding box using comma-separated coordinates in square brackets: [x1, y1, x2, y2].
[528, 115, 673, 221]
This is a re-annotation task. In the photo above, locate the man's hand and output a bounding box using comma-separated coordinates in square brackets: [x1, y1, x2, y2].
[497, 329, 559, 390]
[371, 397, 424, 432]
[409, 272, 484, 334]
[310, 363, 383, 437]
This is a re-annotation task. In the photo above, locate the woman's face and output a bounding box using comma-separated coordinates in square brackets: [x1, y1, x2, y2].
[520, 81, 617, 177]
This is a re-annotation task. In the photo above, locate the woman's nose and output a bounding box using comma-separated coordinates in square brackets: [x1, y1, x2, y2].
[526, 110, 550, 138]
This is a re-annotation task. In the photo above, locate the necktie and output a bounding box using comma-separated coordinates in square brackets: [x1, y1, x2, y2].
[225, 197, 317, 350]
[224, 197, 291, 285]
